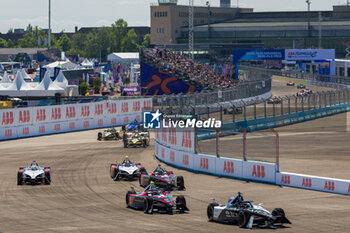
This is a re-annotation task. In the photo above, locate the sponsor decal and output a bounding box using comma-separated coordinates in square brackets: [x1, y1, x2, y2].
[144, 99, 152, 111]
[5, 129, 12, 137]
[348, 184, 350, 193]
[107, 103, 117, 114]
[121, 102, 129, 113]
[144, 110, 161, 129]
[54, 124, 61, 132]
[19, 110, 30, 123]
[39, 126, 45, 133]
[111, 118, 117, 125]
[162, 127, 167, 143]
[95, 104, 103, 116]
[170, 151, 175, 162]
[133, 101, 141, 112]
[69, 122, 75, 130]
[81, 106, 90, 117]
[200, 157, 209, 170]
[223, 161, 234, 174]
[97, 119, 103, 126]
[51, 107, 62, 120]
[156, 144, 159, 155]
[183, 154, 189, 166]
[324, 181, 335, 191]
[135, 115, 141, 122]
[83, 121, 89, 128]
[252, 165, 265, 178]
[66, 106, 76, 119]
[182, 129, 192, 149]
[36, 109, 46, 122]
[123, 117, 129, 123]
[168, 128, 177, 145]
[302, 178, 312, 188]
[161, 147, 165, 158]
[22, 127, 30, 136]
[2, 111, 14, 125]
[281, 175, 291, 185]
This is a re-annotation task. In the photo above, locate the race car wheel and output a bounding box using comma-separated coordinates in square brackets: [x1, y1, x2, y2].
[139, 167, 147, 175]
[144, 197, 153, 214]
[207, 203, 218, 221]
[126, 190, 135, 207]
[272, 208, 285, 217]
[238, 210, 251, 228]
[17, 172, 22, 185]
[176, 195, 187, 212]
[113, 168, 120, 181]
[123, 141, 128, 148]
[45, 171, 51, 185]
[142, 140, 147, 148]
[110, 164, 117, 179]
[177, 176, 185, 190]
[97, 132, 102, 141]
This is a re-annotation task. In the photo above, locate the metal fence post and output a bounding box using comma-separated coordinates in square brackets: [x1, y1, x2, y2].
[254, 103, 257, 119]
[239, 126, 247, 161]
[308, 95, 311, 110]
[295, 95, 298, 112]
[243, 105, 247, 121]
[264, 101, 267, 118]
[273, 102, 276, 116]
[220, 105, 223, 123]
[281, 98, 284, 116]
[216, 128, 220, 158]
[271, 128, 280, 173]
[286, 96, 290, 115]
[301, 96, 304, 112]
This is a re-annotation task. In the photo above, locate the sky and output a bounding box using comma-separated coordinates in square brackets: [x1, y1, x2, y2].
[0, 0, 347, 33]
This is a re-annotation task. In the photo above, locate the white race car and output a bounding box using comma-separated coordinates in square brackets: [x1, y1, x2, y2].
[17, 160, 51, 185]
[110, 157, 147, 181]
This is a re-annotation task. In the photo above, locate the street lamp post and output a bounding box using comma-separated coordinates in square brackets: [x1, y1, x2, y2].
[206, 1, 211, 40]
[306, 0, 311, 37]
[48, 0, 51, 49]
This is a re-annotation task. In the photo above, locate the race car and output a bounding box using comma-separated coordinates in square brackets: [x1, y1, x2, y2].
[126, 183, 189, 214]
[123, 130, 150, 148]
[17, 160, 51, 185]
[304, 88, 313, 94]
[97, 127, 122, 141]
[286, 82, 295, 86]
[223, 106, 242, 115]
[297, 84, 306, 89]
[267, 96, 282, 104]
[207, 192, 291, 228]
[139, 164, 185, 190]
[110, 156, 147, 181]
[296, 90, 307, 96]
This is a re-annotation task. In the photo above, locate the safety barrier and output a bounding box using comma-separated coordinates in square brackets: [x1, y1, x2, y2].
[0, 98, 152, 141]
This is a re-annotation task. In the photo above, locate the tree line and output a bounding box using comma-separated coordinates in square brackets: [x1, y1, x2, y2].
[0, 19, 151, 62]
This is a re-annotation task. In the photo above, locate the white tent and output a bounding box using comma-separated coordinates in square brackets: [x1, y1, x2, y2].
[21, 69, 33, 82]
[53, 70, 69, 89]
[44, 61, 80, 70]
[34, 72, 64, 91]
[81, 59, 93, 67]
[107, 52, 139, 65]
[0, 71, 12, 88]
[7, 71, 33, 91]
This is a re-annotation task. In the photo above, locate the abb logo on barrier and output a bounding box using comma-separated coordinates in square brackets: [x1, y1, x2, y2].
[69, 122, 75, 130]
[183, 154, 189, 166]
[54, 124, 61, 132]
[135, 115, 141, 122]
[170, 151, 175, 162]
[66, 106, 76, 119]
[36, 109, 46, 122]
[348, 185, 350, 193]
[107, 103, 117, 114]
[182, 130, 192, 149]
[302, 178, 312, 188]
[19, 110, 30, 123]
[2, 112, 14, 125]
[83, 121, 89, 128]
[168, 128, 176, 145]
[133, 101, 140, 112]
[324, 181, 335, 191]
[200, 158, 209, 170]
[156, 145, 158, 156]
[22, 127, 30, 136]
[5, 129, 12, 137]
[144, 99, 152, 111]
[252, 165, 265, 178]
[123, 117, 129, 123]
[97, 119, 103, 126]
[39, 126, 45, 133]
[51, 107, 62, 120]
[95, 104, 103, 116]
[111, 118, 117, 125]
[81, 106, 90, 117]
[162, 128, 167, 143]
[223, 161, 234, 174]
[161, 148, 165, 158]
[121, 102, 129, 113]
[281, 175, 291, 185]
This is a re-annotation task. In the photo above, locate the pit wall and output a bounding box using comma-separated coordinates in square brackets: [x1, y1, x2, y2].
[0, 98, 152, 141]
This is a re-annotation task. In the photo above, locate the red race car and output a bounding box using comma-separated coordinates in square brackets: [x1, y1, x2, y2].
[126, 183, 189, 214]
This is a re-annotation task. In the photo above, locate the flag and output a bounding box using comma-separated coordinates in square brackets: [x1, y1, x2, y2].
[44, 38, 47, 46]
[37, 37, 41, 46]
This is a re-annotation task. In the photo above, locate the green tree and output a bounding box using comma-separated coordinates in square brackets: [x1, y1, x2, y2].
[0, 38, 8, 48]
[7, 28, 13, 34]
[121, 29, 138, 52]
[110, 19, 128, 52]
[69, 33, 87, 56]
[141, 34, 151, 48]
[7, 39, 15, 48]
[79, 79, 90, 96]
[93, 78, 102, 94]
[57, 34, 71, 51]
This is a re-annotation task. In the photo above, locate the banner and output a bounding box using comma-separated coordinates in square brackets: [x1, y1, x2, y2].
[141, 62, 198, 95]
[120, 86, 141, 96]
[285, 49, 335, 61]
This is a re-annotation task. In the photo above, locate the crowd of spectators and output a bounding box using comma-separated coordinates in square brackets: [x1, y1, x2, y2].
[142, 48, 236, 91]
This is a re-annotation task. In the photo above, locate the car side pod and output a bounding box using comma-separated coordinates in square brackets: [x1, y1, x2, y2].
[247, 216, 254, 229]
